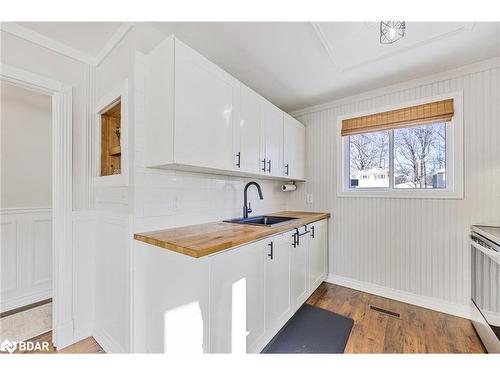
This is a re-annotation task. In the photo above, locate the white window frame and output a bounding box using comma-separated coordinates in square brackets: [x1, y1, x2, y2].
[337, 91, 464, 199]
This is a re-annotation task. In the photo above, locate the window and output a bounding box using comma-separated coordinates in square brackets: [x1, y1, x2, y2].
[394, 123, 446, 189]
[338, 95, 463, 198]
[349, 130, 389, 188]
[348, 123, 446, 190]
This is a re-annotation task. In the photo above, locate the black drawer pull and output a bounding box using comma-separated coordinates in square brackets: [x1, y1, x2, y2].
[268, 241, 274, 259]
[236, 152, 241, 168]
[261, 158, 266, 172]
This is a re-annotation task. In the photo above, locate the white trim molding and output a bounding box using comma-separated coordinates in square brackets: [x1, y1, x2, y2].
[0, 22, 133, 67]
[0, 22, 94, 65]
[1, 63, 74, 349]
[290, 56, 500, 118]
[327, 274, 472, 319]
[94, 23, 133, 66]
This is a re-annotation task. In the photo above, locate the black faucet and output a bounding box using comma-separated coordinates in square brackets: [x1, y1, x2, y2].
[243, 181, 264, 218]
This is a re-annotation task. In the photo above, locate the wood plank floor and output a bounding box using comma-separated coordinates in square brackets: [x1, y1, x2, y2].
[306, 282, 486, 353]
[12, 282, 486, 354]
[13, 331, 104, 354]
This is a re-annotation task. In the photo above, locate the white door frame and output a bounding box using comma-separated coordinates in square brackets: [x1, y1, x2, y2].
[1, 64, 74, 348]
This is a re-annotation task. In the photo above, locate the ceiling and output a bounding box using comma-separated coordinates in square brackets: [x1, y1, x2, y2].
[14, 22, 500, 111]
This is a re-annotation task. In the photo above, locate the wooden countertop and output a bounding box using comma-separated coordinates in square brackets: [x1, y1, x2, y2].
[134, 211, 330, 258]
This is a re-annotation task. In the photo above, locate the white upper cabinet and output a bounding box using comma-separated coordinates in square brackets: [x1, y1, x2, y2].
[145, 36, 238, 171]
[261, 99, 284, 177]
[234, 85, 262, 174]
[174, 39, 239, 170]
[145, 36, 305, 181]
[283, 113, 305, 180]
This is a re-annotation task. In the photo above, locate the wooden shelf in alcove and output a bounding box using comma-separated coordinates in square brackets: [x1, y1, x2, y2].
[109, 146, 121, 156]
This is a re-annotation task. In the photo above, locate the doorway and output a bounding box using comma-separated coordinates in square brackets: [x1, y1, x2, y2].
[0, 64, 73, 350]
[0, 81, 53, 344]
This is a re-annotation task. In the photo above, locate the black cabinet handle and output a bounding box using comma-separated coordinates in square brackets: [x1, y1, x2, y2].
[261, 158, 266, 172]
[267, 159, 272, 173]
[236, 152, 241, 168]
[292, 232, 297, 248]
[268, 241, 274, 259]
[285, 164, 289, 176]
[311, 225, 315, 238]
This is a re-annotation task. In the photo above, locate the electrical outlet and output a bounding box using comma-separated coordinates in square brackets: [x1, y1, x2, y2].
[306, 193, 313, 205]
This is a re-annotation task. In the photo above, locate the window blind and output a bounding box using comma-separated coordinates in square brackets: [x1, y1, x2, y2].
[341, 98, 454, 136]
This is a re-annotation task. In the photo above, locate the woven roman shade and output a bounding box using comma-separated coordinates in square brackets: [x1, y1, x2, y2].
[341, 99, 454, 136]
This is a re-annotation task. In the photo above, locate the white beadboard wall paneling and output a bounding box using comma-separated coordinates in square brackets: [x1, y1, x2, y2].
[83, 64, 96, 210]
[71, 211, 96, 342]
[287, 64, 500, 313]
[1, 208, 52, 312]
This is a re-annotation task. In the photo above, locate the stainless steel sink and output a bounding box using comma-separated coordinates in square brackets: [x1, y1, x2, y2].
[224, 215, 298, 227]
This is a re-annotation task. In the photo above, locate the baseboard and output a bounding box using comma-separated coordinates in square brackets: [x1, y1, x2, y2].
[93, 327, 125, 353]
[53, 319, 75, 349]
[1, 289, 52, 312]
[327, 274, 471, 319]
[73, 322, 94, 344]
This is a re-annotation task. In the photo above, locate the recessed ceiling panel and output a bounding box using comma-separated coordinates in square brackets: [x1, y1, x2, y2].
[312, 22, 474, 71]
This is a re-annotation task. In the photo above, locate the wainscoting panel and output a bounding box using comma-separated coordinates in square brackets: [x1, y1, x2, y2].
[93, 212, 132, 353]
[288, 63, 500, 312]
[0, 208, 52, 312]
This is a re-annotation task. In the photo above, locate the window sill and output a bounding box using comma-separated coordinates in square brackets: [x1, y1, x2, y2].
[337, 189, 464, 200]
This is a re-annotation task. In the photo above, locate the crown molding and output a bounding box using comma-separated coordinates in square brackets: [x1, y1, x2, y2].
[289, 55, 500, 118]
[0, 22, 95, 64]
[0, 22, 134, 67]
[93, 23, 133, 66]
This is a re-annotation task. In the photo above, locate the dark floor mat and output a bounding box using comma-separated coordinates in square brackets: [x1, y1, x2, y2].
[261, 304, 354, 354]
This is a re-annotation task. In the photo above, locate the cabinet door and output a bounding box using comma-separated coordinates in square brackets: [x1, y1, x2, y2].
[174, 39, 239, 170]
[261, 99, 283, 177]
[283, 113, 305, 180]
[265, 232, 292, 334]
[308, 219, 328, 292]
[209, 239, 266, 353]
[235, 85, 262, 174]
[291, 227, 309, 310]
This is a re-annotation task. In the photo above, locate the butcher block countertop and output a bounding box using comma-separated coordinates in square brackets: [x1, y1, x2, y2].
[134, 211, 330, 258]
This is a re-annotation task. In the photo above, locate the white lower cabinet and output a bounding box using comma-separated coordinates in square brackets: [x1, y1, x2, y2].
[308, 219, 328, 292]
[208, 219, 328, 353]
[209, 238, 267, 353]
[264, 231, 292, 338]
[291, 226, 309, 311]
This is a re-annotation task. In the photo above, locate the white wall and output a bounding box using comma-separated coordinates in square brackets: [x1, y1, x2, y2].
[0, 30, 92, 211]
[288, 60, 500, 315]
[1, 30, 95, 343]
[1, 82, 52, 208]
[1, 82, 53, 311]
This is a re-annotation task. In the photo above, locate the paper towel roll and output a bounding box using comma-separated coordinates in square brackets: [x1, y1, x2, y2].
[281, 184, 297, 192]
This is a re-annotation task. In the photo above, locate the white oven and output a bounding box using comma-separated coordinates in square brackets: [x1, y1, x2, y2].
[470, 225, 500, 353]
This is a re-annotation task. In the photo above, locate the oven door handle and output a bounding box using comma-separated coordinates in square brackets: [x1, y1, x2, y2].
[470, 237, 500, 265]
